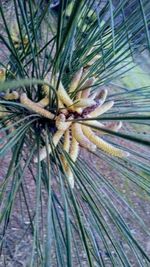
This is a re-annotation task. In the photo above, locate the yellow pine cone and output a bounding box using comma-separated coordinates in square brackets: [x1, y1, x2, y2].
[89, 100, 114, 117]
[42, 83, 50, 96]
[12, 34, 28, 48]
[3, 91, 19, 100]
[20, 93, 55, 120]
[66, 168, 74, 189]
[97, 89, 108, 104]
[61, 129, 70, 169]
[104, 121, 122, 132]
[37, 97, 49, 107]
[84, 47, 101, 68]
[34, 117, 72, 162]
[82, 125, 129, 158]
[72, 123, 96, 152]
[0, 68, 6, 82]
[89, 92, 98, 100]
[75, 91, 82, 100]
[22, 36, 28, 46]
[57, 81, 73, 107]
[80, 77, 96, 98]
[67, 138, 79, 189]
[0, 106, 9, 118]
[34, 130, 65, 163]
[62, 137, 79, 189]
[63, 129, 70, 152]
[69, 68, 83, 93]
[73, 98, 95, 108]
[69, 137, 79, 162]
[85, 119, 122, 134]
[11, 22, 28, 47]
[58, 99, 68, 114]
[86, 54, 101, 67]
[83, 118, 104, 129]
[61, 156, 75, 189]
[55, 114, 72, 131]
